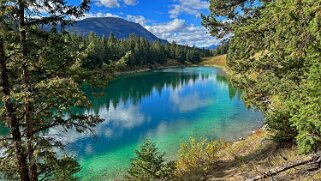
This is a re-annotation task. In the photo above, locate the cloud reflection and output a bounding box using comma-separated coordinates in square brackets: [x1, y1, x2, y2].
[170, 91, 213, 112]
[168, 74, 215, 113]
[48, 102, 149, 144]
[94, 102, 149, 129]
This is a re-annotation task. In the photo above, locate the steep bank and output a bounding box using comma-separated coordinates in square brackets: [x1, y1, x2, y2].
[204, 127, 321, 181]
[177, 55, 321, 180]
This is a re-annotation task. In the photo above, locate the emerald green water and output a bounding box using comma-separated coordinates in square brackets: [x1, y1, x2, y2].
[53, 67, 263, 180]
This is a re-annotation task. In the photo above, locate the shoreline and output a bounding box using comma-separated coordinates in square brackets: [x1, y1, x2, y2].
[115, 61, 230, 77]
[90, 56, 268, 180]
[114, 63, 199, 76]
[203, 64, 229, 73]
[116, 58, 265, 142]
[109, 56, 308, 180]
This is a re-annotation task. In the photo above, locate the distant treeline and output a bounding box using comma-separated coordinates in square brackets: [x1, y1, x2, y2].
[69, 32, 213, 69]
[78, 71, 237, 115]
[212, 41, 229, 56]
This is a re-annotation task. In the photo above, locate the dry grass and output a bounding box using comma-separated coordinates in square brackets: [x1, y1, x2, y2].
[200, 128, 320, 181]
[201, 55, 228, 69]
[206, 129, 276, 180]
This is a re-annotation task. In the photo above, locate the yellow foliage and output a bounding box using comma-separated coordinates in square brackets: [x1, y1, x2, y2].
[248, 71, 259, 81]
[175, 138, 225, 176]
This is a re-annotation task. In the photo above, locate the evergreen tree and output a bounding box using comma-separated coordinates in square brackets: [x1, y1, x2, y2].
[75, 33, 210, 68]
[127, 140, 176, 181]
[0, 1, 126, 180]
[203, 0, 321, 152]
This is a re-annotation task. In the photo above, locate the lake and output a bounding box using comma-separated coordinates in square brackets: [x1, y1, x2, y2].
[51, 66, 264, 180]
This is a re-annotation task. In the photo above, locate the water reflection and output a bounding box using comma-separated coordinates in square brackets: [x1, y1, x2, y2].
[58, 67, 262, 180]
[0, 67, 261, 180]
[65, 67, 243, 155]
[79, 68, 233, 112]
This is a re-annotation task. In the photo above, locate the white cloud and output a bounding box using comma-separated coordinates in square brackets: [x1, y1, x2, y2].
[145, 19, 186, 36]
[126, 15, 149, 25]
[76, 12, 221, 47]
[168, 25, 221, 47]
[96, 0, 138, 8]
[96, 0, 120, 8]
[145, 19, 220, 47]
[124, 0, 138, 6]
[169, 0, 209, 18]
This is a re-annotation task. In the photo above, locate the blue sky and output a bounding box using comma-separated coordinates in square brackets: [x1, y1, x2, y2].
[70, 0, 221, 47]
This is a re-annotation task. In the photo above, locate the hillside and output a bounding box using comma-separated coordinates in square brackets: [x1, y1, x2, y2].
[66, 17, 168, 43]
[201, 54, 227, 70]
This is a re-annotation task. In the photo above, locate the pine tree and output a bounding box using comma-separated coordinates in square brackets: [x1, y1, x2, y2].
[127, 140, 176, 181]
[0, 1, 125, 180]
[203, 0, 321, 152]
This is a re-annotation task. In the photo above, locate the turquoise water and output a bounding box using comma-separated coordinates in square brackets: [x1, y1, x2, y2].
[60, 67, 263, 180]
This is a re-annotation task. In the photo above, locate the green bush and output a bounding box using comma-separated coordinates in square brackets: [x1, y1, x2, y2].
[176, 138, 225, 177]
[291, 59, 321, 154]
[266, 106, 297, 144]
[126, 140, 176, 181]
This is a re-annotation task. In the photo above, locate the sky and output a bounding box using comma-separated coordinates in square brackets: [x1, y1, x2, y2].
[69, 0, 221, 47]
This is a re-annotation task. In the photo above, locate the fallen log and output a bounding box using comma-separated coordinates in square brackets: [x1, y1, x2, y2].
[245, 152, 321, 181]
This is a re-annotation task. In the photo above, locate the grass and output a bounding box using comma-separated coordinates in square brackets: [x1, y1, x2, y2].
[201, 54, 228, 69]
[175, 127, 321, 181]
[173, 125, 320, 180]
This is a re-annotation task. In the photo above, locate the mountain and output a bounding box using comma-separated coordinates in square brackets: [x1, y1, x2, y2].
[203, 44, 218, 50]
[66, 17, 168, 43]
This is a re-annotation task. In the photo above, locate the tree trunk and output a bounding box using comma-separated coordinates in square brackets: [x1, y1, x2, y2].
[18, 1, 38, 180]
[0, 38, 30, 181]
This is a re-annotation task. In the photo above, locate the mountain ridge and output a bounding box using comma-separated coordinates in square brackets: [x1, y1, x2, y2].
[66, 17, 168, 43]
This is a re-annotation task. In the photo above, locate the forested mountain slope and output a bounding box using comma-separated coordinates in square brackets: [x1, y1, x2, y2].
[66, 17, 168, 43]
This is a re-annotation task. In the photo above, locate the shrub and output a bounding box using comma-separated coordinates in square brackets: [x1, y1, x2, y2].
[266, 106, 298, 144]
[290, 59, 321, 154]
[175, 138, 225, 177]
[126, 140, 176, 181]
